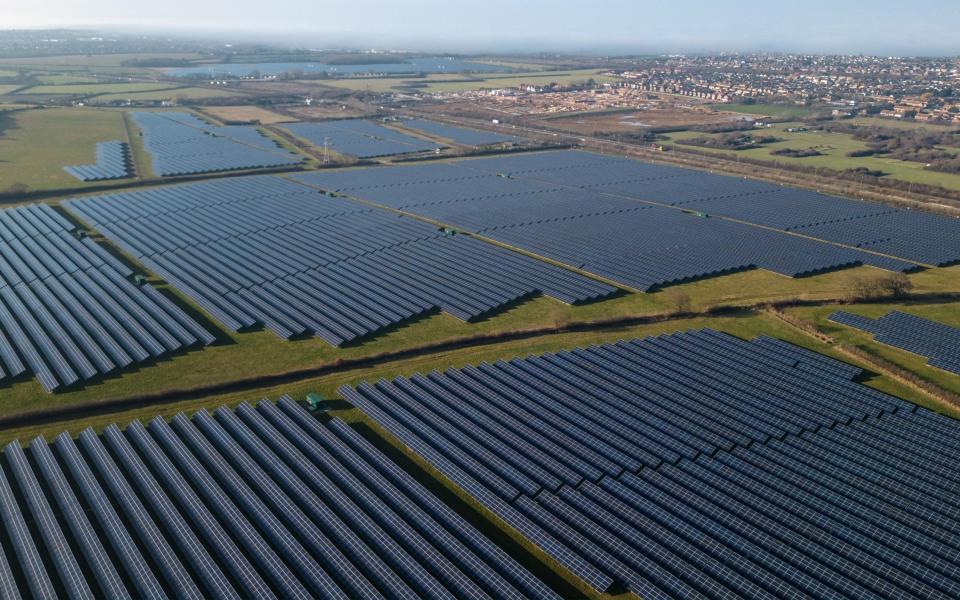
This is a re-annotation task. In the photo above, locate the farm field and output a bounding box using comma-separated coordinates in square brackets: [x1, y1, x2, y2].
[0, 84, 22, 95]
[664, 121, 960, 190]
[0, 52, 204, 68]
[708, 102, 819, 118]
[418, 69, 617, 93]
[33, 73, 101, 84]
[0, 107, 135, 192]
[541, 107, 750, 134]
[198, 104, 295, 123]
[94, 85, 244, 102]
[18, 82, 179, 95]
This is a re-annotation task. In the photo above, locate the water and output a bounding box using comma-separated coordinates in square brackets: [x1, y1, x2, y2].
[167, 57, 508, 78]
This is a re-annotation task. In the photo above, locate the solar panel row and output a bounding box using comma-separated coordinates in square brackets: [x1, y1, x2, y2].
[283, 120, 443, 158]
[65, 175, 616, 344]
[293, 151, 934, 291]
[0, 398, 559, 600]
[63, 140, 133, 182]
[0, 203, 213, 392]
[132, 111, 303, 177]
[829, 310, 960, 375]
[398, 119, 521, 146]
[344, 328, 960, 599]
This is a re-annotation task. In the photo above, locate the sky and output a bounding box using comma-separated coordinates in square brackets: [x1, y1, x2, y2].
[6, 0, 960, 55]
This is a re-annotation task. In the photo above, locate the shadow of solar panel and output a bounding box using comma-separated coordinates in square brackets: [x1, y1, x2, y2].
[343, 328, 960, 599]
[0, 398, 560, 600]
[66, 175, 615, 345]
[830, 310, 960, 375]
[64, 141, 134, 182]
[0, 203, 213, 392]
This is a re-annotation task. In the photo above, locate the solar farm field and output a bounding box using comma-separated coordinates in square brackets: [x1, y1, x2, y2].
[397, 118, 521, 146]
[65, 175, 616, 345]
[830, 310, 960, 374]
[0, 203, 213, 392]
[346, 327, 960, 600]
[0, 107, 138, 192]
[63, 140, 134, 181]
[0, 396, 560, 599]
[295, 149, 960, 291]
[282, 119, 443, 158]
[130, 111, 303, 176]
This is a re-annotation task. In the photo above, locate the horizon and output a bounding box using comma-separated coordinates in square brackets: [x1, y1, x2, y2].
[6, 1, 960, 56]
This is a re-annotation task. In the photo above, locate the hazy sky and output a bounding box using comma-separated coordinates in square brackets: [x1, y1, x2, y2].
[7, 0, 960, 55]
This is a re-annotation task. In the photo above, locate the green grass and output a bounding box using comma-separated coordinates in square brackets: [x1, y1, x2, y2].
[33, 74, 101, 85]
[19, 82, 180, 95]
[2, 257, 956, 419]
[0, 107, 135, 192]
[849, 116, 958, 131]
[785, 300, 960, 409]
[93, 86, 243, 102]
[0, 70, 19, 78]
[418, 70, 618, 93]
[0, 308, 930, 448]
[0, 85, 23, 95]
[664, 122, 960, 191]
[710, 103, 818, 118]
[0, 53, 203, 68]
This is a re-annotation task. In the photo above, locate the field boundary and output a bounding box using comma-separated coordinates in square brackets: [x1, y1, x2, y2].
[4, 291, 959, 433]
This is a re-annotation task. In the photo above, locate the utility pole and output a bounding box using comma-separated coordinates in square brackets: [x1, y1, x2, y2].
[323, 136, 330, 165]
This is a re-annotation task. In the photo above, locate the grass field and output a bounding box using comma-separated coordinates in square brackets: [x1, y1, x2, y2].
[665, 121, 960, 191]
[0, 53, 203, 68]
[786, 300, 960, 400]
[0, 107, 135, 192]
[0, 70, 19, 78]
[199, 105, 296, 124]
[0, 306, 936, 449]
[0, 84, 23, 95]
[850, 116, 959, 130]
[93, 86, 243, 102]
[33, 73, 101, 85]
[397, 69, 619, 93]
[19, 82, 179, 95]
[1, 258, 957, 420]
[709, 103, 818, 118]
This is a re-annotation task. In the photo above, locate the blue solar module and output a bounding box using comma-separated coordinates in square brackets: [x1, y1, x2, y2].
[131, 111, 302, 176]
[0, 398, 560, 600]
[292, 151, 936, 291]
[283, 119, 443, 158]
[0, 203, 212, 392]
[343, 328, 960, 598]
[64, 140, 134, 182]
[399, 119, 521, 146]
[65, 175, 615, 344]
[829, 310, 960, 375]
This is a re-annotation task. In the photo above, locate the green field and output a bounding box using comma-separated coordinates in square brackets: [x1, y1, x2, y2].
[710, 103, 819, 118]
[2, 254, 957, 420]
[19, 82, 180, 95]
[0, 84, 23, 95]
[665, 121, 960, 190]
[0, 107, 135, 192]
[94, 86, 243, 102]
[0, 52, 204, 68]
[33, 73, 101, 85]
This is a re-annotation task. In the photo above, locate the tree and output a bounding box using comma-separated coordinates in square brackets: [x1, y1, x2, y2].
[878, 273, 913, 299]
[667, 289, 692, 314]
